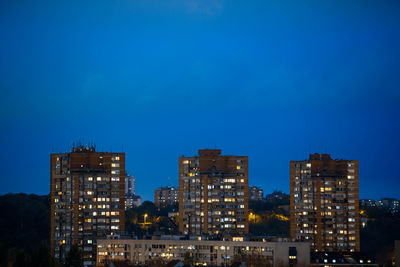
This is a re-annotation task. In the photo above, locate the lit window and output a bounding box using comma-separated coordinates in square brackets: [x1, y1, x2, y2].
[97, 177, 102, 181]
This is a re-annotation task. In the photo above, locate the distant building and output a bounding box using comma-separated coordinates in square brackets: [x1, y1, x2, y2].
[179, 149, 249, 236]
[249, 186, 264, 201]
[125, 173, 135, 196]
[168, 211, 179, 219]
[97, 237, 310, 266]
[50, 145, 125, 267]
[380, 198, 400, 212]
[154, 186, 178, 208]
[125, 174, 141, 209]
[360, 198, 399, 212]
[395, 240, 400, 267]
[126, 195, 142, 209]
[359, 199, 376, 207]
[290, 153, 360, 252]
[265, 190, 288, 201]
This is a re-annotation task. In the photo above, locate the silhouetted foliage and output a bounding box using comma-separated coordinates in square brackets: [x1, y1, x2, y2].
[360, 205, 400, 265]
[65, 244, 83, 267]
[29, 242, 59, 267]
[125, 201, 179, 237]
[0, 194, 61, 267]
[183, 252, 194, 266]
[248, 193, 290, 236]
[0, 193, 50, 252]
[249, 216, 290, 236]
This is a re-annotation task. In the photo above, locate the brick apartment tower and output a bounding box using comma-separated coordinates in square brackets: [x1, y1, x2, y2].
[154, 186, 178, 208]
[179, 149, 249, 236]
[50, 145, 125, 267]
[290, 154, 360, 252]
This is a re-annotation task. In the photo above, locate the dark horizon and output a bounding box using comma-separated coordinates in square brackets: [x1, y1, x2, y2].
[1, 0, 400, 201]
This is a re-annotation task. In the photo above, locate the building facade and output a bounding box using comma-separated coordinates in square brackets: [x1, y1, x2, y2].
[50, 145, 125, 266]
[125, 174, 141, 209]
[290, 153, 360, 252]
[154, 186, 179, 208]
[249, 186, 264, 201]
[179, 149, 249, 236]
[97, 237, 310, 267]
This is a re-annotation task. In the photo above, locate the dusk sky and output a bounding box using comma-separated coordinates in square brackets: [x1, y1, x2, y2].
[1, 0, 399, 201]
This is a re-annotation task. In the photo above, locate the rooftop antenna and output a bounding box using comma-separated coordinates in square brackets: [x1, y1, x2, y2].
[167, 176, 171, 187]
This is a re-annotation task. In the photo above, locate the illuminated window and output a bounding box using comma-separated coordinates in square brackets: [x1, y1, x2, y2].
[97, 177, 102, 181]
[88, 177, 93, 181]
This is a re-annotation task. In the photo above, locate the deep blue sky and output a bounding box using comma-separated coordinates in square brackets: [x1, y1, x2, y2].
[1, 0, 399, 201]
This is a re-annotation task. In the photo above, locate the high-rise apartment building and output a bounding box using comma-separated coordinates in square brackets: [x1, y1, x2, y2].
[249, 186, 264, 201]
[154, 186, 178, 208]
[125, 174, 139, 209]
[179, 149, 249, 236]
[290, 153, 359, 252]
[125, 173, 135, 196]
[50, 145, 125, 266]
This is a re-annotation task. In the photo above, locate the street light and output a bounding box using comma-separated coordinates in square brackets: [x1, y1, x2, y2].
[144, 213, 148, 224]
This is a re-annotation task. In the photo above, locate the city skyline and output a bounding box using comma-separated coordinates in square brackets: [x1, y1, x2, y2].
[1, 144, 400, 202]
[1, 0, 400, 201]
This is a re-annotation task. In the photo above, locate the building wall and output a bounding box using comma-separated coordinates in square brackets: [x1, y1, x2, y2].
[290, 153, 359, 252]
[125, 174, 135, 196]
[249, 186, 264, 201]
[96, 238, 310, 267]
[154, 186, 178, 208]
[50, 146, 125, 267]
[179, 149, 249, 236]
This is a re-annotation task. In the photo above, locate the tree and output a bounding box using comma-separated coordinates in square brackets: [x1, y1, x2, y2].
[29, 242, 59, 267]
[183, 252, 194, 266]
[65, 245, 83, 267]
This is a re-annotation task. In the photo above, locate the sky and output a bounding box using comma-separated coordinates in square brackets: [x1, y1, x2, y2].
[0, 0, 399, 201]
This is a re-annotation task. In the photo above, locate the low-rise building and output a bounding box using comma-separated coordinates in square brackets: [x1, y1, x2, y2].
[249, 186, 264, 201]
[97, 236, 310, 266]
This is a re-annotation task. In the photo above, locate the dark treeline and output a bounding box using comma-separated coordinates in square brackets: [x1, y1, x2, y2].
[360, 205, 400, 265]
[0, 194, 82, 267]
